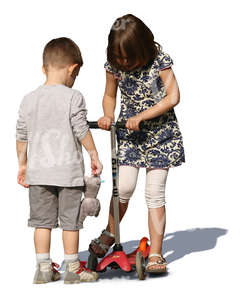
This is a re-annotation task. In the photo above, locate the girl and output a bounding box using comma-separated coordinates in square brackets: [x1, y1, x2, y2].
[89, 14, 185, 273]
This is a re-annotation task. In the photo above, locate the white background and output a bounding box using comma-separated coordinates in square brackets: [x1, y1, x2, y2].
[0, 0, 241, 299]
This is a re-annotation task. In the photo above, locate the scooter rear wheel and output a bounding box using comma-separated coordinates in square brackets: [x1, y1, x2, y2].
[136, 251, 146, 280]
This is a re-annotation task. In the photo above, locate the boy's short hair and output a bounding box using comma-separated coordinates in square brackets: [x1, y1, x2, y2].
[43, 37, 83, 70]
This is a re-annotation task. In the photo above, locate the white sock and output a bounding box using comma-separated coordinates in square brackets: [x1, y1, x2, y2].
[64, 253, 79, 262]
[36, 253, 51, 263]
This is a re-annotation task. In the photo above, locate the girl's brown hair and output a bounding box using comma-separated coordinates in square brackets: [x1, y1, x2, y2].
[107, 14, 160, 71]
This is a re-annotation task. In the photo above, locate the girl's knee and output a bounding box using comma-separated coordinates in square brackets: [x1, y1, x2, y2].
[145, 182, 166, 208]
[145, 196, 166, 208]
[118, 182, 135, 203]
[118, 165, 139, 203]
[146, 200, 166, 208]
[145, 168, 168, 208]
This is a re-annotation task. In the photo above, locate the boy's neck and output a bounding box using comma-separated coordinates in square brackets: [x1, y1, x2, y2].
[44, 80, 65, 86]
[44, 69, 68, 86]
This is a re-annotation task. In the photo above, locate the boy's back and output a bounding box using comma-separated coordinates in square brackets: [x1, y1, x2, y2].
[17, 84, 89, 186]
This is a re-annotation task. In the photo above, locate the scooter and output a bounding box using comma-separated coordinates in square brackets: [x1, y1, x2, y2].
[87, 120, 150, 280]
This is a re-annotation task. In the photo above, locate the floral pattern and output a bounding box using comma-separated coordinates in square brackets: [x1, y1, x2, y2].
[104, 48, 185, 169]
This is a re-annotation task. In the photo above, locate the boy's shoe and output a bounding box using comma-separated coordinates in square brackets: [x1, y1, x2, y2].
[33, 261, 60, 284]
[64, 260, 98, 284]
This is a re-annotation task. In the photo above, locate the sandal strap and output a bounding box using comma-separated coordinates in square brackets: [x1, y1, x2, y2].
[101, 229, 115, 238]
[146, 257, 167, 268]
[148, 253, 162, 259]
[90, 229, 115, 251]
[147, 254, 167, 265]
[91, 238, 110, 251]
[146, 260, 167, 268]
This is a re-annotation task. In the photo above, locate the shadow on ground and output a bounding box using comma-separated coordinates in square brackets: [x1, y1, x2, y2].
[60, 227, 227, 280]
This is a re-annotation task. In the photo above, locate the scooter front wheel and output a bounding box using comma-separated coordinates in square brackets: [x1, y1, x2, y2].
[136, 251, 146, 280]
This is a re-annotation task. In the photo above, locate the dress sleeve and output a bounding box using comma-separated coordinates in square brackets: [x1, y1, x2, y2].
[157, 52, 174, 71]
[104, 61, 118, 74]
[16, 98, 28, 142]
[70, 91, 89, 141]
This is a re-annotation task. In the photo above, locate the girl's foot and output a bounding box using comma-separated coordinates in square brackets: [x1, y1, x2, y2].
[89, 229, 115, 258]
[145, 254, 167, 273]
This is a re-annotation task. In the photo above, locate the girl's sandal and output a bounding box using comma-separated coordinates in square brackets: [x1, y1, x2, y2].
[145, 254, 167, 274]
[89, 229, 115, 258]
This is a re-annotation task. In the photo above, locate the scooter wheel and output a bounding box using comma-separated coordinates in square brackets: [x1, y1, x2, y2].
[136, 251, 146, 280]
[87, 252, 98, 271]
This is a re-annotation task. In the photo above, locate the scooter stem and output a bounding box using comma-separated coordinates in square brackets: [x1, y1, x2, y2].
[110, 123, 121, 246]
[87, 120, 145, 248]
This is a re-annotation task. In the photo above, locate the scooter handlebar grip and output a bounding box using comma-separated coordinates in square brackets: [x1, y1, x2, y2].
[87, 121, 99, 129]
[116, 121, 145, 130]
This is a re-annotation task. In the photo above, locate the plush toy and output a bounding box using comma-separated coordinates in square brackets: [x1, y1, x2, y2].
[79, 175, 101, 227]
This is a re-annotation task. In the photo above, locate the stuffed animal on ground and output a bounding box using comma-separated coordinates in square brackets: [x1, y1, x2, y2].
[79, 175, 101, 227]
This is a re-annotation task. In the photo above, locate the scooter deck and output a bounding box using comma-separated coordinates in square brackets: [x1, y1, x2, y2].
[96, 237, 150, 272]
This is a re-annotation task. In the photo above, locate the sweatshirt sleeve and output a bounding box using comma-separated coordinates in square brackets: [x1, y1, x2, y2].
[16, 98, 28, 142]
[70, 91, 89, 141]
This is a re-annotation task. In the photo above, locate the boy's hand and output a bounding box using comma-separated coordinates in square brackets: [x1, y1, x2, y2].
[91, 158, 103, 176]
[97, 116, 114, 131]
[17, 166, 29, 188]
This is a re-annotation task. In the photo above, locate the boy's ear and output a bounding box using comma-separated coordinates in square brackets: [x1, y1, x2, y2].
[69, 64, 80, 78]
[42, 66, 46, 75]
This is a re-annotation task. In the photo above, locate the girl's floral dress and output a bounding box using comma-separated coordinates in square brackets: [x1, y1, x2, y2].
[104, 47, 185, 169]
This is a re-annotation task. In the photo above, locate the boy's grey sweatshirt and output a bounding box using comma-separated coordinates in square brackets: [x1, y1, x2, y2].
[16, 84, 89, 187]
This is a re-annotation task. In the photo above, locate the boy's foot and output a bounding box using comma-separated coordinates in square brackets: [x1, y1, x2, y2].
[89, 229, 115, 258]
[64, 260, 98, 284]
[33, 261, 60, 284]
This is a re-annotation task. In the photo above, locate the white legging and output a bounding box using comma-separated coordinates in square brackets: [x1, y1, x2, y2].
[117, 165, 169, 208]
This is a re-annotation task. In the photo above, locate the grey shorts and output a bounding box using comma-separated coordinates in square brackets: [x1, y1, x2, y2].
[28, 185, 85, 230]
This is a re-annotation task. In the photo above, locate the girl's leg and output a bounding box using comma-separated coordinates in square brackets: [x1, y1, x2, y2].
[145, 168, 169, 271]
[106, 197, 129, 234]
[106, 165, 139, 234]
[89, 165, 139, 257]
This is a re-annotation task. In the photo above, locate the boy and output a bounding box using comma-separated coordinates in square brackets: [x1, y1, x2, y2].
[16, 37, 103, 284]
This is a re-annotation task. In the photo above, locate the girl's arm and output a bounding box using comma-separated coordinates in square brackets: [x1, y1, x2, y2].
[126, 68, 180, 131]
[103, 72, 118, 120]
[139, 68, 180, 121]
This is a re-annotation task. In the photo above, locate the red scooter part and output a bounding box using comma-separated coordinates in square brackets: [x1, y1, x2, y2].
[93, 237, 150, 274]
[97, 250, 131, 272]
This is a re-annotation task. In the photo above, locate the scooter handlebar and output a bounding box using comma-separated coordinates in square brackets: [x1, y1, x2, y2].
[87, 121, 145, 129]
